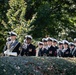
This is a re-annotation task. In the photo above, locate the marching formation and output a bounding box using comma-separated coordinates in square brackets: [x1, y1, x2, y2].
[3, 31, 76, 57]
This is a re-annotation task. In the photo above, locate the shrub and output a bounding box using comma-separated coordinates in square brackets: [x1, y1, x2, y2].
[0, 57, 76, 75]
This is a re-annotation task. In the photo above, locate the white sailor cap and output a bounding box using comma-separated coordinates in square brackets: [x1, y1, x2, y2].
[74, 38, 76, 42]
[38, 42, 44, 45]
[69, 42, 75, 46]
[47, 37, 53, 41]
[58, 41, 63, 45]
[63, 40, 69, 45]
[42, 38, 48, 42]
[6, 37, 11, 41]
[25, 35, 32, 40]
[9, 31, 17, 36]
[53, 38, 58, 43]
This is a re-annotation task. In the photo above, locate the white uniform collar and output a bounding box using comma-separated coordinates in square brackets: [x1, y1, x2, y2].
[59, 48, 62, 50]
[11, 40, 16, 43]
[48, 45, 52, 48]
[43, 46, 48, 49]
[62, 48, 68, 52]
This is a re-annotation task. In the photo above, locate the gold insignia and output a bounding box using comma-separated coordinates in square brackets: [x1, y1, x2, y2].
[29, 49, 32, 52]
[49, 51, 52, 54]
[66, 52, 69, 54]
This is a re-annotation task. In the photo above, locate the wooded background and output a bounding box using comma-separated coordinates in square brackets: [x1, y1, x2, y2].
[0, 0, 76, 52]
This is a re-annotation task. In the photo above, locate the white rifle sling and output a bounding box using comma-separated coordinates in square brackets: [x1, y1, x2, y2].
[4, 42, 19, 56]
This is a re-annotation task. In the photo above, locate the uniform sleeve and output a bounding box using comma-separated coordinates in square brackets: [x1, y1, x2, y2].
[38, 49, 41, 56]
[15, 43, 21, 55]
[33, 46, 36, 56]
[3, 45, 7, 52]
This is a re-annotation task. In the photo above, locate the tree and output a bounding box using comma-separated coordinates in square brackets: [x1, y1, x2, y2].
[0, 0, 76, 52]
[0, 0, 36, 52]
[27, 0, 76, 41]
[0, 0, 9, 52]
[6, 0, 35, 42]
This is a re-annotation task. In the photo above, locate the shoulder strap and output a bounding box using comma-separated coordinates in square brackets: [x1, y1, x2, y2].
[10, 41, 19, 52]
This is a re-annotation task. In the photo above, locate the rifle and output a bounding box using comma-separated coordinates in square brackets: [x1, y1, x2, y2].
[4, 41, 19, 56]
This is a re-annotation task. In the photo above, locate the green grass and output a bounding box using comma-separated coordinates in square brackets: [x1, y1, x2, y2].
[0, 56, 76, 75]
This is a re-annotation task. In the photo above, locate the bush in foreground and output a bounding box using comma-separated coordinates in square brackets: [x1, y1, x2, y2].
[0, 57, 76, 75]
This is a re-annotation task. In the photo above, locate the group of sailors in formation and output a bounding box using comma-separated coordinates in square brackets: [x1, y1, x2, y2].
[3, 31, 76, 57]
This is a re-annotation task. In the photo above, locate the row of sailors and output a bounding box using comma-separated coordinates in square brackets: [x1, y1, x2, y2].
[38, 38, 76, 57]
[3, 31, 36, 56]
[3, 31, 76, 57]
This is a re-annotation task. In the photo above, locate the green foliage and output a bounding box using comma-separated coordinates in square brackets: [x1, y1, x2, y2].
[28, 0, 76, 40]
[0, 0, 9, 52]
[6, 0, 27, 42]
[6, 0, 36, 42]
[0, 57, 76, 75]
[0, 0, 76, 52]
